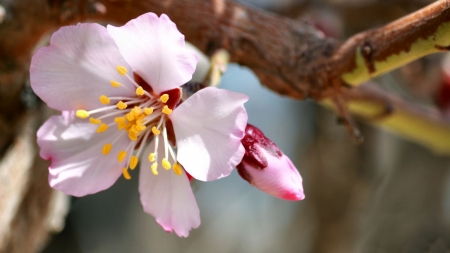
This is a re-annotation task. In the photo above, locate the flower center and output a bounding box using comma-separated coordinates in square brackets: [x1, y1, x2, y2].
[75, 66, 183, 180]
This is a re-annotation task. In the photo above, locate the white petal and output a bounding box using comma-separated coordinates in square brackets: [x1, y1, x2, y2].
[139, 139, 200, 237]
[37, 112, 130, 197]
[170, 87, 248, 181]
[107, 13, 197, 94]
[30, 23, 134, 111]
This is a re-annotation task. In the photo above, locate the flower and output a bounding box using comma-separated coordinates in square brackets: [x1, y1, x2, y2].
[30, 13, 248, 237]
[237, 124, 304, 201]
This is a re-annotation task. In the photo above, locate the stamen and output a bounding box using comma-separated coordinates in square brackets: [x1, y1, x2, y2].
[152, 126, 161, 135]
[173, 163, 183, 176]
[162, 158, 171, 170]
[128, 132, 138, 141]
[110, 80, 121, 88]
[96, 123, 108, 133]
[99, 95, 110, 104]
[115, 117, 126, 130]
[130, 156, 139, 170]
[160, 94, 169, 103]
[84, 105, 117, 115]
[142, 110, 163, 125]
[102, 143, 112, 155]
[126, 112, 135, 121]
[114, 117, 126, 123]
[168, 144, 177, 162]
[122, 168, 131, 180]
[97, 109, 130, 121]
[130, 107, 142, 120]
[76, 110, 90, 119]
[89, 117, 101, 125]
[162, 105, 172, 115]
[151, 163, 158, 175]
[117, 150, 127, 162]
[144, 107, 154, 115]
[116, 66, 128, 76]
[116, 101, 127, 110]
[136, 86, 145, 96]
[148, 153, 156, 162]
[118, 122, 126, 130]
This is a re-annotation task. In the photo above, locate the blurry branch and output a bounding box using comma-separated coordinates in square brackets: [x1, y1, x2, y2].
[204, 49, 230, 87]
[0, 112, 69, 253]
[324, 84, 450, 154]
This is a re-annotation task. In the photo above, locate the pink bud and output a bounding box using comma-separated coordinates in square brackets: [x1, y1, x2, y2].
[237, 124, 305, 201]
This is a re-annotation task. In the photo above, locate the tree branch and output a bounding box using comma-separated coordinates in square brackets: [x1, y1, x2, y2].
[334, 0, 450, 86]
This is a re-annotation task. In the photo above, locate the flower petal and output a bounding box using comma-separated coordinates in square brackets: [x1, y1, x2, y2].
[240, 147, 305, 201]
[139, 139, 200, 237]
[170, 87, 248, 181]
[30, 23, 134, 111]
[37, 112, 130, 197]
[107, 13, 197, 94]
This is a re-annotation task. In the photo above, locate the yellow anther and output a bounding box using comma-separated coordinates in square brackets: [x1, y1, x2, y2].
[117, 150, 127, 162]
[125, 122, 133, 131]
[137, 114, 145, 121]
[136, 86, 145, 96]
[99, 95, 110, 105]
[128, 132, 138, 141]
[130, 156, 139, 170]
[126, 112, 135, 121]
[110, 80, 121, 88]
[144, 107, 154, 115]
[117, 122, 126, 130]
[136, 124, 146, 131]
[96, 123, 108, 133]
[76, 110, 90, 119]
[152, 126, 161, 135]
[116, 65, 128, 76]
[129, 126, 139, 134]
[148, 153, 156, 162]
[162, 105, 172, 115]
[173, 163, 183, 176]
[151, 163, 158, 175]
[122, 168, 131, 180]
[89, 117, 101, 125]
[160, 94, 169, 103]
[116, 101, 127, 110]
[114, 117, 125, 123]
[132, 106, 142, 116]
[162, 158, 171, 170]
[102, 143, 112, 155]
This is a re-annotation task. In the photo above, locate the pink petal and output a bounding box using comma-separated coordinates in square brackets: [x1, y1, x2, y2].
[30, 23, 134, 111]
[139, 139, 200, 237]
[170, 87, 248, 181]
[37, 112, 130, 197]
[241, 147, 305, 201]
[107, 13, 197, 94]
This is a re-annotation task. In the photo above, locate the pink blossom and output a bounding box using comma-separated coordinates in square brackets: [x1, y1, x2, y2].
[237, 124, 305, 201]
[30, 13, 248, 237]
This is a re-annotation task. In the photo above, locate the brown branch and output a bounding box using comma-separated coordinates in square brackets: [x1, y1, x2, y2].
[333, 0, 450, 85]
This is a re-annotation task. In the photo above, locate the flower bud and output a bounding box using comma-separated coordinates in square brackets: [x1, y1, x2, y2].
[237, 124, 305, 201]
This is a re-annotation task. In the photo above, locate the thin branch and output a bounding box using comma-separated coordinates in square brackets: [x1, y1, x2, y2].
[337, 84, 450, 154]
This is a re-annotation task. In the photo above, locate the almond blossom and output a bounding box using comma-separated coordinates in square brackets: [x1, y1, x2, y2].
[30, 13, 248, 237]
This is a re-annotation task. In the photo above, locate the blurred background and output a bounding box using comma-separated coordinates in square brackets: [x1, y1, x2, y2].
[2, 0, 450, 252]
